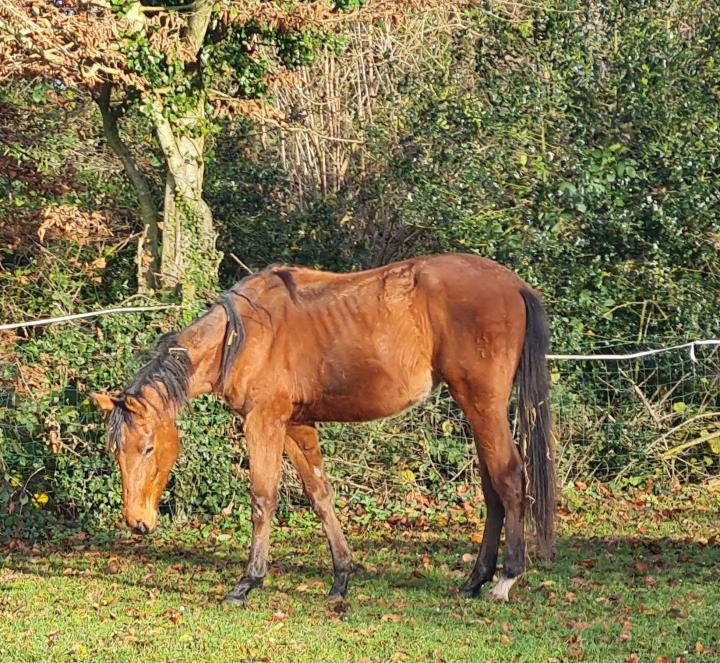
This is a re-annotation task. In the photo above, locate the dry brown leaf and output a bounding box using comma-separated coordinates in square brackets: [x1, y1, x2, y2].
[381, 613, 401, 622]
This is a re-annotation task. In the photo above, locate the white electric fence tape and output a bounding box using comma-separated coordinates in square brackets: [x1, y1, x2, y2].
[1, 306, 718, 363]
[547, 340, 720, 363]
[0, 305, 180, 332]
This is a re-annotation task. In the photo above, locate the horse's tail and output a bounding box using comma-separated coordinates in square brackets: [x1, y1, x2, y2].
[515, 288, 555, 559]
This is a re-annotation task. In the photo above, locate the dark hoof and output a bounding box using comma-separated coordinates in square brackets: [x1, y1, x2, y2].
[327, 560, 363, 599]
[458, 575, 492, 599]
[458, 583, 482, 599]
[329, 572, 350, 599]
[223, 592, 248, 607]
[223, 576, 263, 606]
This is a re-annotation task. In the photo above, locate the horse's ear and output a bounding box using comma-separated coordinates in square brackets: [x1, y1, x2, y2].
[90, 392, 117, 412]
[123, 395, 147, 415]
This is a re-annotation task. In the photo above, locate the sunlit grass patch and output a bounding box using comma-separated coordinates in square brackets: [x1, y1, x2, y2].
[1, 486, 718, 662]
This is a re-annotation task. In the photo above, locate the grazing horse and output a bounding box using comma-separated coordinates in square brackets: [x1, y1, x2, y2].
[91, 253, 554, 605]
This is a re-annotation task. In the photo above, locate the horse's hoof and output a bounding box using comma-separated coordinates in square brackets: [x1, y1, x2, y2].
[459, 574, 492, 599]
[487, 575, 519, 603]
[487, 589, 509, 603]
[223, 577, 263, 606]
[223, 592, 248, 607]
[458, 583, 482, 599]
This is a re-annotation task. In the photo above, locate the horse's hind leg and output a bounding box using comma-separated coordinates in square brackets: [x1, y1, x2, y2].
[458, 462, 504, 598]
[285, 424, 356, 598]
[451, 383, 525, 602]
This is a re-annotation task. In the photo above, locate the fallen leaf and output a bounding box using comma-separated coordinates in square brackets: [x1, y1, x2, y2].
[381, 613, 401, 622]
[330, 599, 350, 615]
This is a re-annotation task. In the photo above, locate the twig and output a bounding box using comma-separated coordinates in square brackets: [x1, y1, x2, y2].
[229, 254, 254, 275]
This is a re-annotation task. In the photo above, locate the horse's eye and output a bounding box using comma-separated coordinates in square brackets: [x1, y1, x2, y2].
[145, 446, 154, 456]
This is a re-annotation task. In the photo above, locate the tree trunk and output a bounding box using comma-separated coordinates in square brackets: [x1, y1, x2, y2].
[94, 82, 160, 292]
[152, 0, 221, 302]
[153, 100, 221, 301]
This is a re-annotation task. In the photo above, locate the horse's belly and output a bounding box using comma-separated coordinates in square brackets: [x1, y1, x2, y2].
[301, 365, 435, 423]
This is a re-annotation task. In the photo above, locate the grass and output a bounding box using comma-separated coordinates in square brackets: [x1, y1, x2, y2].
[1, 485, 719, 662]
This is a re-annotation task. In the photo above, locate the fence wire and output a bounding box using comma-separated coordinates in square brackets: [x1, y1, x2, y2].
[317, 340, 720, 497]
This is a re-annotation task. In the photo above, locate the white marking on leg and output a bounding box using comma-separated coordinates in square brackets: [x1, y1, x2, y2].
[313, 467, 322, 477]
[488, 575, 519, 602]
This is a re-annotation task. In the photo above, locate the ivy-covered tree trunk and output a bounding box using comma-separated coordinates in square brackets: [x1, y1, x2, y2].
[94, 82, 160, 293]
[154, 102, 220, 300]
[151, 0, 220, 301]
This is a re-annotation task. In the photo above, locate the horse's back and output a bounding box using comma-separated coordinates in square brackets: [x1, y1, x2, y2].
[235, 254, 529, 422]
[277, 258, 435, 421]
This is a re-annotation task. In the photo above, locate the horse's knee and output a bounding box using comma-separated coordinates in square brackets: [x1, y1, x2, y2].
[251, 492, 279, 524]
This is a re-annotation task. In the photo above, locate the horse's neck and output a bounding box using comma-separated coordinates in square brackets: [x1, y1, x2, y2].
[177, 304, 228, 398]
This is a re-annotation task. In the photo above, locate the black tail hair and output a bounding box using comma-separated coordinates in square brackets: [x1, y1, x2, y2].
[515, 289, 555, 558]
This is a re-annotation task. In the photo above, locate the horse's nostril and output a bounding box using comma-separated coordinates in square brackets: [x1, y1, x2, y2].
[135, 520, 149, 535]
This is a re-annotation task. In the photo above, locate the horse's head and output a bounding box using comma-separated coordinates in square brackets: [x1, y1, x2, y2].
[91, 391, 180, 535]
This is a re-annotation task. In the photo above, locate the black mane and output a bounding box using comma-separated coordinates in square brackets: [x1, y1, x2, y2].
[106, 332, 192, 453]
[217, 287, 247, 393]
[105, 279, 257, 453]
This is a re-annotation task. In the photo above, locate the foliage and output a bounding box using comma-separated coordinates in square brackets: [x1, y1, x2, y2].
[0, 0, 412, 298]
[207, 0, 720, 495]
[355, 1, 719, 347]
[1, 1, 720, 539]
[212, 1, 720, 347]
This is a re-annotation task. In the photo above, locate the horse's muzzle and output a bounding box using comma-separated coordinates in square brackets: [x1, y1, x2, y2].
[132, 520, 154, 536]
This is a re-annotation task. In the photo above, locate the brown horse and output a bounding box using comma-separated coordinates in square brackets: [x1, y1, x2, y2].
[91, 253, 554, 605]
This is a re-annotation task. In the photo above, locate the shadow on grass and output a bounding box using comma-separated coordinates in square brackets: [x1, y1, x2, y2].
[2, 529, 718, 604]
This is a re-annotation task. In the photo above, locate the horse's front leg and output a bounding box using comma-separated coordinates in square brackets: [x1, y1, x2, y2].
[224, 407, 287, 606]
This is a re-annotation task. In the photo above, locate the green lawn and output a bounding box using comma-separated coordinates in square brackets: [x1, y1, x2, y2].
[1, 485, 718, 662]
